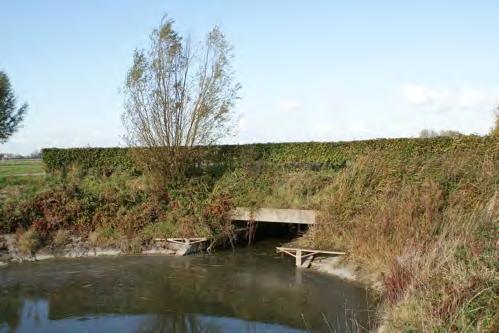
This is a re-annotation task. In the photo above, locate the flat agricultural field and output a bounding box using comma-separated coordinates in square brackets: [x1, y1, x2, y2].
[0, 159, 45, 177]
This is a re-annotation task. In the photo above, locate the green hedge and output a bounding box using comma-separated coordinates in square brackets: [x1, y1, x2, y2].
[42, 147, 135, 174]
[42, 136, 497, 174]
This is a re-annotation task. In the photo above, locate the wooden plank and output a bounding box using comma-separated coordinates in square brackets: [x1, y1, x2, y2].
[276, 248, 298, 258]
[166, 238, 209, 246]
[276, 246, 345, 255]
[186, 240, 208, 245]
[167, 238, 208, 241]
[166, 240, 188, 245]
[301, 252, 316, 259]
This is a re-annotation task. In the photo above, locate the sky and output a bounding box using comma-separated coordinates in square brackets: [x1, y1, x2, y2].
[2, 0, 499, 154]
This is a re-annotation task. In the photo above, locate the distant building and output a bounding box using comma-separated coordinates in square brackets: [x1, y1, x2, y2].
[0, 153, 26, 160]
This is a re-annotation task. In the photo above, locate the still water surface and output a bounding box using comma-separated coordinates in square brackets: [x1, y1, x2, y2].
[0, 240, 372, 333]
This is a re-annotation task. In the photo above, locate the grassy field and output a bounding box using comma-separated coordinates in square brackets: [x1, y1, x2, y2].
[0, 159, 45, 177]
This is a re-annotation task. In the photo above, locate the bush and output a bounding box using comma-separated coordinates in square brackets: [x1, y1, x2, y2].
[16, 228, 41, 256]
[42, 137, 496, 175]
[42, 147, 135, 175]
[52, 229, 70, 249]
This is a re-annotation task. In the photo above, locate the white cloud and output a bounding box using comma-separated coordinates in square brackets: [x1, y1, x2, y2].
[402, 84, 499, 112]
[276, 98, 303, 112]
[403, 85, 433, 105]
[235, 115, 248, 133]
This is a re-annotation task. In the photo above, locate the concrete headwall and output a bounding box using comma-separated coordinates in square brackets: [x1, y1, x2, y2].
[231, 207, 316, 224]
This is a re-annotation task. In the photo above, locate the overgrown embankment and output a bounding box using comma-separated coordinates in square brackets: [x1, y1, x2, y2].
[295, 141, 498, 331]
[1, 136, 497, 331]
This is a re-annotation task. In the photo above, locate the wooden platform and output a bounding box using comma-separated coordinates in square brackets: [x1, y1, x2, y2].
[276, 246, 345, 268]
[160, 238, 209, 245]
[152, 238, 211, 256]
[153, 237, 209, 247]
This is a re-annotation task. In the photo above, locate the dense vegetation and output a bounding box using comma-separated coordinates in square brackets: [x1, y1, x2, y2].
[2, 136, 498, 331]
[42, 148, 135, 175]
[42, 136, 489, 174]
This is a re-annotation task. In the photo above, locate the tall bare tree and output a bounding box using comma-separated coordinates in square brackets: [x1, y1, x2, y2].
[122, 17, 240, 184]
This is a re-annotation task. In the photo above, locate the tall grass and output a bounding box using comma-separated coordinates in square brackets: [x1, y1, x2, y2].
[296, 144, 498, 331]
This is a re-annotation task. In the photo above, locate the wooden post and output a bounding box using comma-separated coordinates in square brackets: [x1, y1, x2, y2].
[295, 249, 302, 267]
[294, 267, 303, 286]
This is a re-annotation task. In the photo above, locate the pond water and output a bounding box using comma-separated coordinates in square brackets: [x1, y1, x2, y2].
[0, 240, 373, 333]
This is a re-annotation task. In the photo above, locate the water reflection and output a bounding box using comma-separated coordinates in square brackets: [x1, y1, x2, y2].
[0, 241, 372, 332]
[0, 299, 306, 333]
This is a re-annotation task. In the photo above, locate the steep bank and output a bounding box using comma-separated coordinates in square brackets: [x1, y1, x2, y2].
[1, 136, 497, 331]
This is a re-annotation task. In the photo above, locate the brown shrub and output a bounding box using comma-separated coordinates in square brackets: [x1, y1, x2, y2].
[16, 228, 41, 256]
[51, 229, 70, 249]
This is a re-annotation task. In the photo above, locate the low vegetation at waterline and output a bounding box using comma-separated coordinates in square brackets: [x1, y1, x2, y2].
[0, 173, 233, 251]
[0, 136, 497, 332]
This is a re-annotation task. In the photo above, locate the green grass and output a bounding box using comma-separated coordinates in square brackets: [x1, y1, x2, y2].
[0, 159, 45, 177]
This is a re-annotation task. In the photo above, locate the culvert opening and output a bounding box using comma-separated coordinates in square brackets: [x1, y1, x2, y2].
[232, 220, 308, 245]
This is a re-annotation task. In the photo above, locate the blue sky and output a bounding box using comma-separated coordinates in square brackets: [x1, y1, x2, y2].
[2, 0, 499, 154]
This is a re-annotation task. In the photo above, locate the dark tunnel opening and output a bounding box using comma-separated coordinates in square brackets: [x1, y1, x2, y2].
[231, 221, 308, 245]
